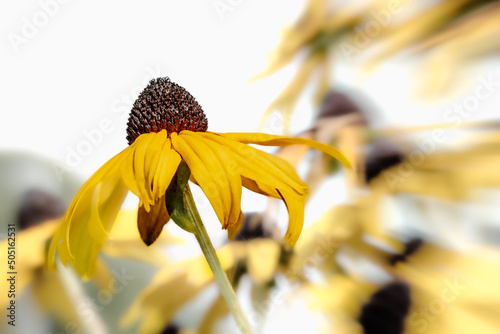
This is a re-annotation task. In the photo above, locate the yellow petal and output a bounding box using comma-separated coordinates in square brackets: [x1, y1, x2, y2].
[278, 188, 305, 245]
[145, 130, 167, 200]
[228, 211, 244, 240]
[241, 176, 281, 198]
[153, 136, 182, 200]
[171, 132, 242, 229]
[132, 132, 161, 210]
[48, 149, 129, 278]
[120, 131, 178, 211]
[214, 131, 351, 169]
[198, 132, 308, 243]
[199, 132, 307, 194]
[120, 139, 142, 198]
[275, 130, 314, 168]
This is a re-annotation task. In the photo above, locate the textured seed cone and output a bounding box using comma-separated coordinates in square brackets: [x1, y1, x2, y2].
[126, 77, 208, 144]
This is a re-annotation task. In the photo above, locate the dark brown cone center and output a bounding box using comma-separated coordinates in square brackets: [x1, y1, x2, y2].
[126, 77, 208, 144]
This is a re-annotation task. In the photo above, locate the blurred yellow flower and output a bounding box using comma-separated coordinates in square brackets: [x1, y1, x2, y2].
[122, 235, 282, 334]
[49, 77, 350, 279]
[255, 0, 500, 125]
[0, 206, 176, 332]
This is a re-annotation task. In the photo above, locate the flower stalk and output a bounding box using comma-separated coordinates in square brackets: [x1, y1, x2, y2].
[166, 162, 253, 334]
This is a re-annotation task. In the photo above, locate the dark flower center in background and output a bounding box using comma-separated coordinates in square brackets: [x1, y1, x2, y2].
[318, 91, 361, 119]
[365, 138, 404, 183]
[359, 281, 411, 334]
[234, 212, 271, 241]
[126, 77, 208, 144]
[17, 189, 66, 230]
[160, 324, 180, 334]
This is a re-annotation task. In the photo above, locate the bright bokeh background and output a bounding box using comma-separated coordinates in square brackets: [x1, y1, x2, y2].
[2, 1, 500, 333]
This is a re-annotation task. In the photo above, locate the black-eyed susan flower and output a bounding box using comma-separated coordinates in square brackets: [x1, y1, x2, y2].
[48, 77, 350, 279]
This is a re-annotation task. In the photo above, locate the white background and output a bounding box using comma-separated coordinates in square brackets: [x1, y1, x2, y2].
[2, 1, 500, 333]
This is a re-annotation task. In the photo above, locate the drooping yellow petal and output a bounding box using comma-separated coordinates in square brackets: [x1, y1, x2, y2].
[152, 136, 182, 201]
[278, 188, 306, 245]
[275, 130, 314, 169]
[241, 176, 281, 198]
[199, 132, 307, 194]
[171, 132, 242, 229]
[48, 149, 129, 278]
[199, 132, 309, 243]
[227, 211, 244, 240]
[120, 139, 142, 199]
[132, 132, 161, 210]
[214, 132, 351, 169]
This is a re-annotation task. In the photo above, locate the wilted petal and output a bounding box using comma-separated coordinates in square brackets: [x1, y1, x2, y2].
[137, 195, 170, 246]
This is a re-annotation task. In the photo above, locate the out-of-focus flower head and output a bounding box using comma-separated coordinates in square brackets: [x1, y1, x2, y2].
[122, 213, 319, 333]
[0, 189, 78, 330]
[1, 187, 177, 333]
[300, 125, 500, 333]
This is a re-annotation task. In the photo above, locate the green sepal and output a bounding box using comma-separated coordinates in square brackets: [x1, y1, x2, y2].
[165, 160, 196, 233]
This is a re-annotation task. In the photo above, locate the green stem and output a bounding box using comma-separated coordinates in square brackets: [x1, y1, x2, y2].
[183, 185, 253, 334]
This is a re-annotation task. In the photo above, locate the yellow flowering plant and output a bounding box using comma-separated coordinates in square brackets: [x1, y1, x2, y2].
[48, 77, 350, 332]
